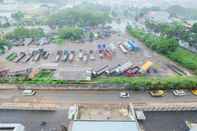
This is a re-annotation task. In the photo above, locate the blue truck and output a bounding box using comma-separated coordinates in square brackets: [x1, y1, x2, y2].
[128, 40, 140, 51]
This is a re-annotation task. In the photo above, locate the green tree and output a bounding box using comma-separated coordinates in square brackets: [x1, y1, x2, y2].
[6, 27, 45, 40]
[11, 11, 24, 22]
[58, 26, 84, 41]
[46, 7, 111, 27]
[191, 23, 197, 33]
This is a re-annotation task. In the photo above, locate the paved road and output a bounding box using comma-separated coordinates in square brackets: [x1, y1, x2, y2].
[0, 109, 68, 131]
[142, 111, 197, 131]
[0, 89, 197, 104]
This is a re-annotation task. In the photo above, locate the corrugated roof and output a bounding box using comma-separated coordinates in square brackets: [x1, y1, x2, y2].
[0, 123, 24, 131]
[71, 121, 139, 131]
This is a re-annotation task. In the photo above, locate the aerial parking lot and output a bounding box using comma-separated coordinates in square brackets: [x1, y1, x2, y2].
[142, 111, 197, 131]
[0, 32, 190, 79]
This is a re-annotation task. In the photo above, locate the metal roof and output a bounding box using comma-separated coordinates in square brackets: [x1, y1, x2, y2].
[71, 121, 139, 131]
[0, 123, 24, 131]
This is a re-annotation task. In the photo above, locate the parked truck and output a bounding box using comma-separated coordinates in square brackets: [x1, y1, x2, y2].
[6, 52, 17, 61]
[128, 40, 140, 51]
[119, 44, 128, 54]
[124, 66, 140, 77]
[104, 49, 112, 60]
[0, 69, 9, 77]
[62, 49, 69, 62]
[105, 64, 121, 75]
[115, 61, 133, 75]
[78, 49, 83, 60]
[24, 53, 34, 63]
[55, 50, 63, 62]
[92, 65, 109, 77]
[34, 53, 41, 62]
[140, 61, 153, 73]
[68, 51, 75, 62]
[15, 52, 26, 63]
[82, 53, 89, 63]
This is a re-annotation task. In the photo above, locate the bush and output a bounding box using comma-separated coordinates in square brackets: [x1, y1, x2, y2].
[6, 27, 45, 40]
[167, 47, 197, 72]
[58, 26, 84, 41]
[96, 76, 197, 90]
[47, 7, 111, 27]
[127, 27, 179, 54]
[127, 26, 197, 72]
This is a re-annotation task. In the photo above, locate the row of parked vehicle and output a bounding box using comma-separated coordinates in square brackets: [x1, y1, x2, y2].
[120, 89, 197, 98]
[11, 37, 50, 47]
[6, 49, 49, 63]
[119, 40, 140, 54]
[92, 61, 154, 78]
[55, 49, 96, 63]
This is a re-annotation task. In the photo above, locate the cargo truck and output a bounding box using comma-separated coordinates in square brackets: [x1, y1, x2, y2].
[115, 61, 133, 75]
[92, 65, 109, 77]
[62, 49, 69, 62]
[128, 40, 140, 51]
[68, 51, 75, 62]
[119, 44, 128, 54]
[15, 52, 26, 63]
[55, 50, 63, 62]
[140, 61, 153, 73]
[105, 64, 121, 75]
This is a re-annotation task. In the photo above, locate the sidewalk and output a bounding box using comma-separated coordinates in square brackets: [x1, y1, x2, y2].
[0, 84, 17, 90]
[0, 99, 197, 111]
[133, 102, 197, 111]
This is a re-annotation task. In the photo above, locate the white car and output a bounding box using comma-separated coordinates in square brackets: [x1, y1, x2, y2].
[172, 90, 185, 96]
[22, 90, 36, 96]
[120, 92, 130, 98]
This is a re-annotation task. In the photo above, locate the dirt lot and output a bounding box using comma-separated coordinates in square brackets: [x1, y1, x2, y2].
[78, 104, 130, 120]
[0, 32, 190, 76]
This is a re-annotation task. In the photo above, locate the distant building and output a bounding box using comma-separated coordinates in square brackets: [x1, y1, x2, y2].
[145, 11, 171, 23]
[0, 123, 25, 131]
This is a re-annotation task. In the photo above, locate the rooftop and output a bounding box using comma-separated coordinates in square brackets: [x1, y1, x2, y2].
[71, 121, 139, 131]
[0, 123, 24, 131]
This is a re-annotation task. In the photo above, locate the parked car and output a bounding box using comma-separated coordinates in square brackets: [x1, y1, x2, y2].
[22, 90, 36, 96]
[149, 90, 166, 97]
[172, 90, 185, 96]
[120, 92, 130, 98]
[192, 89, 197, 96]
